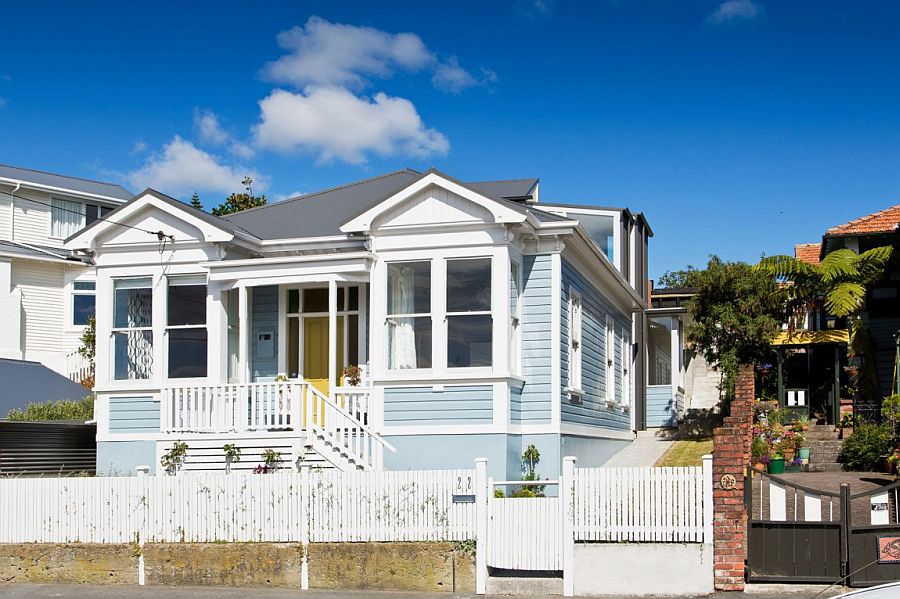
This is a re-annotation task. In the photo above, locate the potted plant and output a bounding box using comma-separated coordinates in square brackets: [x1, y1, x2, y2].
[160, 441, 188, 475]
[223, 444, 241, 474]
[839, 413, 857, 439]
[780, 435, 796, 463]
[751, 437, 769, 470]
[342, 364, 362, 387]
[797, 437, 811, 465]
[886, 447, 900, 478]
[768, 451, 785, 474]
[256, 448, 282, 474]
[795, 414, 810, 432]
[784, 457, 803, 473]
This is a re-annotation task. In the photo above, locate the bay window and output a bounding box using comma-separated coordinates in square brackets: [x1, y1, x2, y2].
[447, 258, 492, 368]
[387, 261, 432, 369]
[166, 277, 207, 378]
[112, 278, 153, 380]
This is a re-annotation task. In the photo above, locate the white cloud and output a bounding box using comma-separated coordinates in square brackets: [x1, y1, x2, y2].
[126, 136, 266, 197]
[263, 17, 436, 89]
[516, 0, 558, 20]
[274, 190, 306, 202]
[194, 108, 256, 159]
[706, 0, 765, 26]
[194, 109, 230, 145]
[130, 140, 148, 155]
[432, 57, 478, 94]
[253, 87, 449, 164]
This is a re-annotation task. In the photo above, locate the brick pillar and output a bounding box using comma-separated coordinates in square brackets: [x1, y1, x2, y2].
[712, 365, 755, 591]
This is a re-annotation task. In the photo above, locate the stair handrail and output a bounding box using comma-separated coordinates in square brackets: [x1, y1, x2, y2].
[306, 384, 396, 454]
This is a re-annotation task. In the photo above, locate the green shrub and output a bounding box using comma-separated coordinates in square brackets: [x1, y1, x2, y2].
[838, 423, 892, 471]
[751, 436, 768, 458]
[5, 396, 94, 421]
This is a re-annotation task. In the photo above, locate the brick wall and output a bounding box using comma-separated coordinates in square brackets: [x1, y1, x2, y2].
[712, 365, 754, 591]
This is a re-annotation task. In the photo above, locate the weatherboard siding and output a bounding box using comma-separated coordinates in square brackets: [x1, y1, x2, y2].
[383, 385, 493, 425]
[560, 259, 630, 430]
[514, 254, 552, 423]
[250, 285, 278, 380]
[646, 385, 677, 427]
[108, 396, 160, 434]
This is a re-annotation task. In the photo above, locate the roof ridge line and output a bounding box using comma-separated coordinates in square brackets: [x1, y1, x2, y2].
[224, 168, 421, 219]
[827, 204, 900, 233]
[0, 163, 130, 190]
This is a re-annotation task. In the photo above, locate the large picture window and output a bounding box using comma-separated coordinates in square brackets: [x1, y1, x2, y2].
[447, 258, 492, 368]
[113, 278, 153, 380]
[167, 277, 207, 378]
[387, 261, 432, 369]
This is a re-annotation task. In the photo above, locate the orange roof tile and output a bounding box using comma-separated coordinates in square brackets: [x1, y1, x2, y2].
[826, 205, 900, 236]
[794, 243, 821, 265]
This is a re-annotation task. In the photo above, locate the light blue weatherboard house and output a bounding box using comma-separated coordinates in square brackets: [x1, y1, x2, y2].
[66, 169, 652, 480]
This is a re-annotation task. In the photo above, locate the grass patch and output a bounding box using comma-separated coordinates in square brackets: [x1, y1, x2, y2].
[654, 437, 713, 467]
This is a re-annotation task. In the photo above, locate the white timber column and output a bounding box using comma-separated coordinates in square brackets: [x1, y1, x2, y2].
[206, 280, 225, 383]
[238, 285, 249, 383]
[328, 278, 337, 397]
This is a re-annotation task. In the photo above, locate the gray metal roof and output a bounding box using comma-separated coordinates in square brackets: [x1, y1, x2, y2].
[0, 359, 92, 417]
[224, 169, 424, 239]
[467, 178, 538, 201]
[0, 239, 87, 263]
[0, 164, 133, 201]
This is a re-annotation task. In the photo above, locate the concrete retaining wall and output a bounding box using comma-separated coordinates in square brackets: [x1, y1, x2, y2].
[309, 542, 475, 593]
[0, 544, 138, 585]
[0, 542, 474, 592]
[574, 542, 714, 596]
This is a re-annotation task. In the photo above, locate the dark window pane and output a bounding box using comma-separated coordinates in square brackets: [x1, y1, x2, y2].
[578, 213, 616, 258]
[73, 294, 95, 326]
[447, 259, 491, 312]
[338, 288, 345, 310]
[168, 284, 206, 326]
[348, 314, 359, 366]
[388, 316, 431, 369]
[303, 288, 328, 313]
[85, 204, 100, 225]
[113, 330, 153, 380]
[114, 281, 152, 328]
[288, 289, 299, 313]
[74, 281, 95, 291]
[287, 317, 299, 378]
[100, 206, 113, 217]
[448, 314, 492, 367]
[168, 328, 208, 378]
[387, 261, 430, 314]
[348, 287, 359, 311]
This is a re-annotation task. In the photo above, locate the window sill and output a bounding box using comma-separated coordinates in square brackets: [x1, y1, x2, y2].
[605, 400, 618, 410]
[568, 388, 584, 404]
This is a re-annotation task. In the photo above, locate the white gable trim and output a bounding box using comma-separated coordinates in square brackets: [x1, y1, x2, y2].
[340, 172, 527, 234]
[64, 192, 249, 251]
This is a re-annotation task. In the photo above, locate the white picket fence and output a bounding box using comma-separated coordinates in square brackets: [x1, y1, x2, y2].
[0, 469, 475, 544]
[574, 464, 712, 542]
[488, 496, 563, 570]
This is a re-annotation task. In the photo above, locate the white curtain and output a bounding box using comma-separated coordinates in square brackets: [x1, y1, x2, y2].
[51, 198, 83, 238]
[389, 266, 417, 369]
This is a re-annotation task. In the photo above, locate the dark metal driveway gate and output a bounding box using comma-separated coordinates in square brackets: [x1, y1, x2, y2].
[746, 469, 900, 587]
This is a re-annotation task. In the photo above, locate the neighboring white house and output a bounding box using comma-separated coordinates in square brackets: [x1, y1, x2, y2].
[0, 165, 133, 378]
[66, 169, 651, 479]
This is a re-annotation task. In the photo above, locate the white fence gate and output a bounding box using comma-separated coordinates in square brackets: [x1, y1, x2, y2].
[488, 494, 563, 571]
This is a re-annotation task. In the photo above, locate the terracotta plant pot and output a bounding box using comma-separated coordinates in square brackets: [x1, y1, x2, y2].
[783, 449, 795, 462]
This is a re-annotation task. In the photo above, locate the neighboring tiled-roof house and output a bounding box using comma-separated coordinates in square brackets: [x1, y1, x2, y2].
[794, 242, 821, 266]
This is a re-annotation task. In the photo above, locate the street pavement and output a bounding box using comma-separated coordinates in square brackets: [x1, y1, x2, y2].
[0, 584, 851, 599]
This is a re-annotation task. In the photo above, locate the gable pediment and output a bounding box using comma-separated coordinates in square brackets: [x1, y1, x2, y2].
[340, 171, 527, 234]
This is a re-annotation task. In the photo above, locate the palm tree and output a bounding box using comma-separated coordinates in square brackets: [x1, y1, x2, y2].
[757, 246, 893, 403]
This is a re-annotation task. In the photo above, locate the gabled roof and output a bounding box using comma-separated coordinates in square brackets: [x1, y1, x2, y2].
[825, 205, 900, 237]
[794, 243, 821, 266]
[0, 359, 91, 417]
[0, 164, 133, 201]
[467, 178, 538, 201]
[224, 169, 423, 239]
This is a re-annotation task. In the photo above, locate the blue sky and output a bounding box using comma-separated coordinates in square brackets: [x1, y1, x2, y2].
[1, 0, 898, 279]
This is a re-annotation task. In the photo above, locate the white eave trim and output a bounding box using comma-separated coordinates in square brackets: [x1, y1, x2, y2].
[340, 172, 528, 234]
[200, 251, 374, 270]
[0, 177, 129, 204]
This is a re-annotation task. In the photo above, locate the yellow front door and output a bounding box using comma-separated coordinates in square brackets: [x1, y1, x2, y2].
[303, 316, 344, 425]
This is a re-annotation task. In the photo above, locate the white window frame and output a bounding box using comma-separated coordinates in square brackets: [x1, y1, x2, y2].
[568, 288, 583, 400]
[165, 275, 208, 381]
[445, 257, 493, 369]
[510, 260, 522, 376]
[49, 197, 85, 240]
[621, 332, 631, 409]
[110, 277, 154, 381]
[69, 279, 96, 330]
[386, 259, 433, 372]
[605, 315, 616, 407]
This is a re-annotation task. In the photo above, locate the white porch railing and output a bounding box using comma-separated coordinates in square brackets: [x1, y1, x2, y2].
[160, 381, 393, 471]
